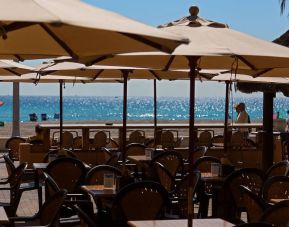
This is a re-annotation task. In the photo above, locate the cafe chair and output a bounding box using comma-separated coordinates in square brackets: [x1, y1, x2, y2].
[114, 181, 169, 223]
[261, 175, 289, 204]
[52, 131, 78, 150]
[192, 156, 221, 218]
[0, 162, 27, 217]
[10, 189, 67, 227]
[223, 168, 265, 224]
[197, 130, 213, 147]
[240, 185, 267, 223]
[5, 136, 26, 161]
[128, 130, 146, 144]
[3, 154, 41, 209]
[85, 165, 122, 185]
[151, 150, 184, 179]
[264, 161, 289, 179]
[169, 171, 201, 218]
[259, 200, 289, 227]
[124, 143, 146, 158]
[91, 130, 110, 150]
[153, 162, 175, 193]
[160, 130, 183, 149]
[42, 149, 79, 163]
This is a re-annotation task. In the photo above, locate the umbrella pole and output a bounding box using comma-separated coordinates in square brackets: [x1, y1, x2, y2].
[187, 56, 198, 227]
[59, 80, 63, 149]
[154, 79, 157, 148]
[223, 81, 230, 155]
[12, 82, 20, 137]
[122, 71, 128, 162]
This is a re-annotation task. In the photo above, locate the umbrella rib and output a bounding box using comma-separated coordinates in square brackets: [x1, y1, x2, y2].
[252, 68, 273, 78]
[119, 32, 172, 53]
[3, 68, 21, 76]
[92, 69, 104, 80]
[3, 22, 35, 33]
[149, 70, 161, 80]
[163, 55, 175, 71]
[85, 55, 113, 66]
[236, 55, 256, 70]
[39, 24, 79, 59]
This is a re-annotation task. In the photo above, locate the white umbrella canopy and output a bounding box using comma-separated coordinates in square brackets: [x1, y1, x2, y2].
[0, 0, 188, 60]
[0, 60, 33, 75]
[82, 6, 289, 70]
[36, 60, 217, 80]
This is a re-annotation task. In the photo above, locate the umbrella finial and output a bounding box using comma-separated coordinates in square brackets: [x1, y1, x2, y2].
[189, 6, 199, 16]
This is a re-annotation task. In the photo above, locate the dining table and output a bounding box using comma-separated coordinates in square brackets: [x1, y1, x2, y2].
[128, 218, 233, 227]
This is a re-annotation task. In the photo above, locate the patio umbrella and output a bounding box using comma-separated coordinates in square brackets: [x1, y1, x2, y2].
[1, 73, 122, 148]
[0, 0, 188, 60]
[0, 60, 34, 136]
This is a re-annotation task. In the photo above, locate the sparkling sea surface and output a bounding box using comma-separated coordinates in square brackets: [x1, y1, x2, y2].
[0, 96, 288, 122]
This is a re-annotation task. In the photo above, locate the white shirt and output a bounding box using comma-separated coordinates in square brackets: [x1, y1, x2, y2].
[236, 111, 249, 124]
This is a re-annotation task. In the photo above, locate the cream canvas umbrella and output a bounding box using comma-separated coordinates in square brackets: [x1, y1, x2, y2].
[1, 72, 122, 147]
[0, 0, 188, 60]
[0, 60, 34, 136]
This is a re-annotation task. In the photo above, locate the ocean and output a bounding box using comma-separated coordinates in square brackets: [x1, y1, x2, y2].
[0, 96, 288, 123]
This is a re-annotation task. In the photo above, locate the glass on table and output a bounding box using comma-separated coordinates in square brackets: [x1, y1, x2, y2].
[103, 173, 116, 190]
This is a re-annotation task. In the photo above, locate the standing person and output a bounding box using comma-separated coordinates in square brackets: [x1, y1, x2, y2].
[235, 103, 249, 123]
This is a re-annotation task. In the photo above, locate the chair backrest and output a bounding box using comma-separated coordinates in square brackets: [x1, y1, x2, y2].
[240, 185, 266, 223]
[193, 156, 221, 173]
[128, 130, 145, 144]
[151, 150, 183, 177]
[3, 154, 16, 177]
[85, 165, 122, 185]
[46, 157, 86, 193]
[153, 162, 175, 192]
[39, 189, 67, 226]
[223, 168, 264, 211]
[265, 161, 289, 179]
[43, 172, 61, 198]
[198, 131, 212, 147]
[124, 143, 146, 158]
[92, 131, 109, 149]
[260, 200, 289, 227]
[62, 131, 74, 149]
[160, 130, 177, 149]
[262, 175, 289, 203]
[171, 171, 201, 218]
[115, 181, 169, 221]
[42, 149, 79, 163]
[73, 136, 83, 149]
[5, 136, 26, 161]
[8, 162, 27, 206]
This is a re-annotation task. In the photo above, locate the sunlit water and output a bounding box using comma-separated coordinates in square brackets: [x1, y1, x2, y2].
[0, 96, 288, 122]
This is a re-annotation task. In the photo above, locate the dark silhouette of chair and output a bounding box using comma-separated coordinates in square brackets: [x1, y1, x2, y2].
[223, 168, 265, 223]
[0, 163, 27, 217]
[85, 165, 122, 185]
[124, 143, 146, 158]
[264, 161, 289, 179]
[128, 130, 146, 144]
[5, 136, 26, 161]
[151, 150, 183, 178]
[42, 148, 79, 163]
[198, 130, 213, 147]
[52, 131, 78, 150]
[160, 130, 183, 149]
[240, 185, 267, 223]
[41, 113, 48, 121]
[192, 156, 221, 218]
[3, 154, 40, 208]
[153, 162, 175, 193]
[170, 171, 201, 218]
[260, 200, 289, 227]
[91, 130, 110, 150]
[73, 136, 83, 149]
[46, 157, 86, 194]
[10, 189, 67, 227]
[262, 176, 289, 203]
[114, 181, 169, 223]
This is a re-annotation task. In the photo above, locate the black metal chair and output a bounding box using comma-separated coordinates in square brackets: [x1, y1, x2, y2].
[262, 175, 289, 203]
[264, 160, 289, 179]
[5, 136, 26, 161]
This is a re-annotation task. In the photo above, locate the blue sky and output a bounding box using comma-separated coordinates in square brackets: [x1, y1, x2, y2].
[0, 0, 288, 97]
